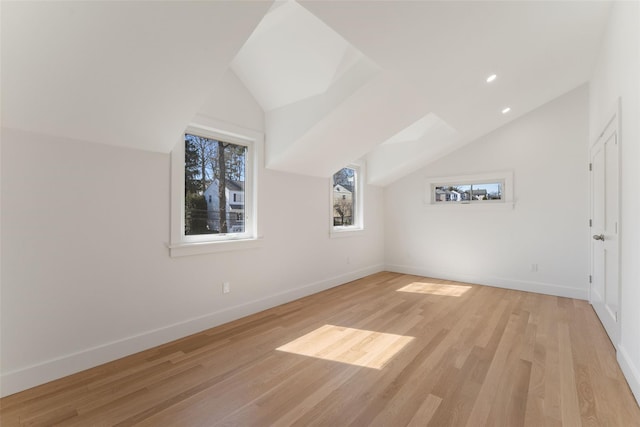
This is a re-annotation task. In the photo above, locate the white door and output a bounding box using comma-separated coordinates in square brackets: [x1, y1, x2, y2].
[590, 106, 620, 347]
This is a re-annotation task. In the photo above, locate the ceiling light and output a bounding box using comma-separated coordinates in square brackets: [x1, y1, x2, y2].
[501, 107, 511, 114]
[486, 74, 497, 83]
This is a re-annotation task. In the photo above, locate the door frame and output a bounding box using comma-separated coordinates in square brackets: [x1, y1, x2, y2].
[589, 98, 621, 348]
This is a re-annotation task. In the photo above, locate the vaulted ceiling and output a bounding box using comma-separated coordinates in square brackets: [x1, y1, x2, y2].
[1, 1, 612, 186]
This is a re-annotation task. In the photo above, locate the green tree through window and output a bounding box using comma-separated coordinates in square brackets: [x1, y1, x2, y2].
[184, 133, 247, 235]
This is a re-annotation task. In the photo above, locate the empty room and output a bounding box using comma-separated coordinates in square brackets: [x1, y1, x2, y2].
[1, 1, 639, 425]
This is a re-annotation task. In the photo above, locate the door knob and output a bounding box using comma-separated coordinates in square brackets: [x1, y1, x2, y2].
[593, 234, 605, 241]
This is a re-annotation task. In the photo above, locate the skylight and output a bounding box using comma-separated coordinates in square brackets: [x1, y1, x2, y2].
[230, 0, 374, 112]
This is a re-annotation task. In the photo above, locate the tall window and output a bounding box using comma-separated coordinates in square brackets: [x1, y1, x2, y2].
[170, 118, 261, 257]
[184, 133, 247, 235]
[332, 165, 363, 232]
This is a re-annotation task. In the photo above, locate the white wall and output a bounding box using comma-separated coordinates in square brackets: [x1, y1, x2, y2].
[589, 0, 640, 404]
[198, 70, 265, 132]
[0, 71, 385, 397]
[385, 85, 590, 300]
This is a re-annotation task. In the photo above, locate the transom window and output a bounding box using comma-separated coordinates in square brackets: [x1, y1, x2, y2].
[425, 171, 514, 209]
[434, 182, 503, 204]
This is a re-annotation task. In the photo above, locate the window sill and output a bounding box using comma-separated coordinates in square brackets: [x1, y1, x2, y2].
[330, 227, 364, 239]
[168, 237, 263, 257]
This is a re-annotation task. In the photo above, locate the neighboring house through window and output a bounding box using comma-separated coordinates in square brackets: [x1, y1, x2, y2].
[201, 177, 246, 234]
[170, 116, 262, 257]
[426, 171, 514, 209]
[331, 165, 364, 235]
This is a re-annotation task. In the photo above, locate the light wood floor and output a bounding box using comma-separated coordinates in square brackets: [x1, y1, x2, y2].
[1, 272, 639, 426]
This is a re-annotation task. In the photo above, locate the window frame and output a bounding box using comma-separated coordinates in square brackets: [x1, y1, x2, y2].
[169, 115, 263, 257]
[330, 163, 365, 238]
[425, 171, 514, 210]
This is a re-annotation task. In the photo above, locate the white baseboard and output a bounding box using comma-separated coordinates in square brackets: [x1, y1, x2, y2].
[0, 264, 384, 398]
[618, 345, 640, 407]
[384, 264, 589, 300]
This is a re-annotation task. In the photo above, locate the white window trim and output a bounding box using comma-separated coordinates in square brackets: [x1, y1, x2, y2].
[424, 170, 515, 210]
[169, 115, 263, 257]
[330, 162, 365, 238]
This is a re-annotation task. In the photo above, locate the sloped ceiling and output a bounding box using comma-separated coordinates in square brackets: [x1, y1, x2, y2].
[1, 1, 273, 153]
[256, 0, 611, 184]
[231, 1, 361, 112]
[1, 1, 612, 186]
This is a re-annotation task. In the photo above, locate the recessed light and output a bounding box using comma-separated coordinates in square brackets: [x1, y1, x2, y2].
[501, 107, 511, 114]
[486, 74, 497, 83]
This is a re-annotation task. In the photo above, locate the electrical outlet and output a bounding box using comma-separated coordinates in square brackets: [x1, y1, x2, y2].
[531, 263, 538, 272]
[222, 282, 230, 294]
[346, 256, 351, 264]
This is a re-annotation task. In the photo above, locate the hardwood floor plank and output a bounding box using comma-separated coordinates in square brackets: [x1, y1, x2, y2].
[484, 307, 531, 426]
[1, 273, 638, 426]
[406, 393, 442, 426]
[558, 321, 582, 426]
[360, 288, 487, 426]
[465, 296, 526, 426]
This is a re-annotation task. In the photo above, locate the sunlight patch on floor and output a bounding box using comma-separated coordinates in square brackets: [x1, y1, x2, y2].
[276, 324, 414, 369]
[397, 281, 472, 297]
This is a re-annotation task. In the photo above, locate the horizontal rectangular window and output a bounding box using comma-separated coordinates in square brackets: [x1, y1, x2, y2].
[425, 171, 514, 209]
[434, 181, 503, 203]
